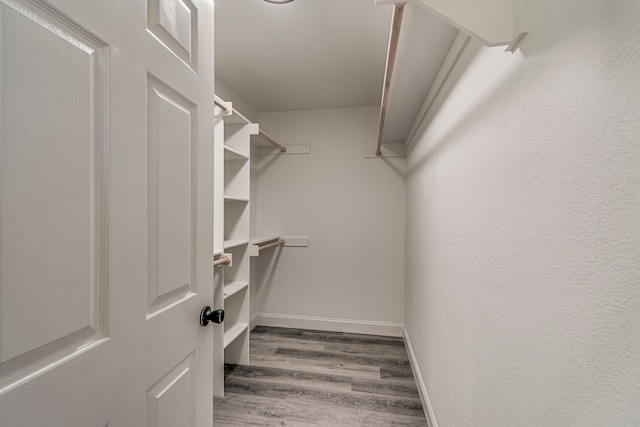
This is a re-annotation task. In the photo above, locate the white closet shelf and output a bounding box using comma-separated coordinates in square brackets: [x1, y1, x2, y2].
[213, 248, 223, 257]
[224, 323, 248, 348]
[224, 146, 249, 161]
[250, 235, 281, 246]
[223, 281, 249, 300]
[224, 239, 249, 250]
[224, 195, 249, 203]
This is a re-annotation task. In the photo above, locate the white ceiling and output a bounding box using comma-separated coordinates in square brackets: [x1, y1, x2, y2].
[214, 0, 457, 143]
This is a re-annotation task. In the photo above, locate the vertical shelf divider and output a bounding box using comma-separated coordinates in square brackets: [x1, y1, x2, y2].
[218, 106, 258, 369]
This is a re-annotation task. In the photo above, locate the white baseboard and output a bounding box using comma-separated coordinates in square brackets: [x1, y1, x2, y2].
[250, 312, 258, 331]
[253, 313, 403, 337]
[403, 326, 438, 427]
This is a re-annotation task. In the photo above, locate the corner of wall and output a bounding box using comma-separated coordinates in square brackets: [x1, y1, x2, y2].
[403, 326, 438, 427]
[214, 75, 259, 122]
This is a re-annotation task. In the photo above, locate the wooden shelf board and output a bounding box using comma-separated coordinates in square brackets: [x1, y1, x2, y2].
[224, 281, 249, 300]
[224, 195, 249, 203]
[224, 323, 248, 348]
[250, 235, 281, 246]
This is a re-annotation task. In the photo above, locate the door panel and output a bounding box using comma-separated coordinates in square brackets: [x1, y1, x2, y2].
[0, 0, 108, 392]
[146, 75, 196, 316]
[147, 0, 198, 69]
[146, 351, 196, 427]
[0, 0, 215, 424]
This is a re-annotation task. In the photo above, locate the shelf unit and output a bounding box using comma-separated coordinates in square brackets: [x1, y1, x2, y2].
[214, 103, 258, 374]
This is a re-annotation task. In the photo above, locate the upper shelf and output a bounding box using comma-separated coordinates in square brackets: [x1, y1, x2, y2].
[375, 0, 528, 51]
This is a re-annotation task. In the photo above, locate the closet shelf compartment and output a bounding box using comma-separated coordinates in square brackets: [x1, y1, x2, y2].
[224, 323, 248, 348]
[224, 146, 249, 161]
[224, 281, 249, 300]
[224, 239, 249, 250]
[224, 195, 249, 203]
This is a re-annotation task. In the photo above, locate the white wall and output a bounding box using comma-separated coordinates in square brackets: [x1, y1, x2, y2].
[253, 106, 405, 333]
[405, 1, 640, 425]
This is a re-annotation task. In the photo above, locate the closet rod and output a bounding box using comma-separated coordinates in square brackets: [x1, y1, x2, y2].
[376, 2, 406, 157]
[214, 95, 232, 115]
[259, 129, 287, 153]
[213, 256, 231, 267]
[258, 239, 286, 251]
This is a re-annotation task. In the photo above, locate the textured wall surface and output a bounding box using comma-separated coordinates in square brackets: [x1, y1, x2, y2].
[404, 1, 640, 425]
[254, 107, 405, 327]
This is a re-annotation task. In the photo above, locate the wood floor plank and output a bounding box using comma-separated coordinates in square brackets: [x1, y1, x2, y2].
[351, 377, 420, 398]
[324, 342, 410, 359]
[381, 365, 415, 379]
[251, 326, 307, 338]
[260, 383, 425, 418]
[214, 393, 325, 426]
[275, 347, 412, 369]
[250, 333, 327, 348]
[250, 353, 382, 380]
[214, 327, 428, 426]
[250, 338, 326, 354]
[224, 364, 353, 393]
[225, 364, 351, 383]
[302, 330, 406, 346]
[215, 392, 427, 427]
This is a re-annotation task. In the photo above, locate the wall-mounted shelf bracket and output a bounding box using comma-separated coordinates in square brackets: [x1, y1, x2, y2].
[214, 253, 232, 267]
[375, 0, 529, 52]
[249, 236, 281, 256]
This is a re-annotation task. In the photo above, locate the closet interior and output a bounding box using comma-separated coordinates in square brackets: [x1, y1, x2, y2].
[210, 0, 523, 400]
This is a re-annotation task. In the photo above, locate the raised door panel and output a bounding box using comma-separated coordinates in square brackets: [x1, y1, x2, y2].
[0, 0, 107, 390]
[146, 76, 196, 317]
[147, 0, 197, 69]
[146, 352, 196, 427]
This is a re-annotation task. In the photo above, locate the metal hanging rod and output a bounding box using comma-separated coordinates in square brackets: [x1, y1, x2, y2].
[259, 129, 287, 153]
[376, 2, 407, 157]
[214, 95, 232, 115]
[213, 256, 231, 267]
[258, 239, 286, 252]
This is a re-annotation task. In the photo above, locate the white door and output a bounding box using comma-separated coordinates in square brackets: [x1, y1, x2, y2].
[0, 0, 217, 425]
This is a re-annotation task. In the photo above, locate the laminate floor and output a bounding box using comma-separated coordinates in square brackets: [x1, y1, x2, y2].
[213, 326, 427, 426]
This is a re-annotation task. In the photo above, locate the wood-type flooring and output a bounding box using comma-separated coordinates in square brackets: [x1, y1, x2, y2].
[213, 326, 427, 426]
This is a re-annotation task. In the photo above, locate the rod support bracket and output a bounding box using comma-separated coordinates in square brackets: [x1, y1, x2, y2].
[214, 253, 232, 267]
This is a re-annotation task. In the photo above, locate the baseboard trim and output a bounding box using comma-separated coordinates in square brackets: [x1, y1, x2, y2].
[254, 313, 403, 337]
[250, 312, 258, 331]
[403, 326, 438, 427]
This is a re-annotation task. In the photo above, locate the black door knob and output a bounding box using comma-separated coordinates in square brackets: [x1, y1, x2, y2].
[200, 306, 224, 326]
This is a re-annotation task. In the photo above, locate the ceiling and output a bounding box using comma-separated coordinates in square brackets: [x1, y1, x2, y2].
[214, 0, 457, 143]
